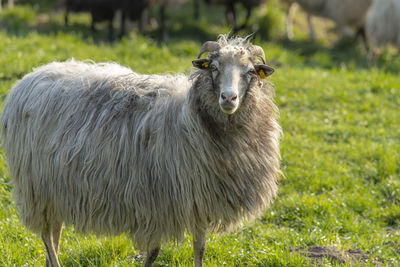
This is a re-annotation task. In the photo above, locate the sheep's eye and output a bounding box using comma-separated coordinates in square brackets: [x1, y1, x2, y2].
[248, 69, 257, 76]
[210, 65, 218, 71]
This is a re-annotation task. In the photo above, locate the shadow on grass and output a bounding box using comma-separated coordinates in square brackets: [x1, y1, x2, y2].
[277, 37, 371, 70]
[37, 19, 115, 43]
[0, 5, 122, 43]
[59, 243, 141, 267]
[277, 36, 400, 73]
[0, 2, 225, 44]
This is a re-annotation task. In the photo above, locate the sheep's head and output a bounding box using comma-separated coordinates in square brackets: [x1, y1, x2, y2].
[192, 38, 274, 115]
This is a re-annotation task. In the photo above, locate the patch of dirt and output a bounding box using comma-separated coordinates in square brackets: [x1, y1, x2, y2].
[291, 246, 384, 266]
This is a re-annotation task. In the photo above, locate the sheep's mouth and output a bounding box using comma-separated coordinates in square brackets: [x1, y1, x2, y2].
[220, 102, 238, 114]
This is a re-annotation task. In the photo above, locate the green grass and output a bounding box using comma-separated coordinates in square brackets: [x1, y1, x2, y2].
[1, 1, 400, 266]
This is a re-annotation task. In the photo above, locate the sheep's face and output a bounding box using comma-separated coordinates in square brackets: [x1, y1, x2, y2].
[193, 45, 274, 115]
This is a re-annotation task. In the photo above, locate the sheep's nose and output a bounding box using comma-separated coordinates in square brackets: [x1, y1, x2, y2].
[219, 90, 239, 114]
[220, 92, 238, 102]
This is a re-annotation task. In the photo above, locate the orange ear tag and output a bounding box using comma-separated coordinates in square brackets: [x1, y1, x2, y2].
[202, 62, 210, 68]
[258, 69, 266, 79]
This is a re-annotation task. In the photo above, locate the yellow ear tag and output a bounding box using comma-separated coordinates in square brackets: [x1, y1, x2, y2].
[258, 69, 266, 79]
[202, 62, 210, 68]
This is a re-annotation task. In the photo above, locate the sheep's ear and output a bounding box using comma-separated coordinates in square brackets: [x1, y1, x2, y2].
[192, 59, 211, 69]
[254, 64, 275, 79]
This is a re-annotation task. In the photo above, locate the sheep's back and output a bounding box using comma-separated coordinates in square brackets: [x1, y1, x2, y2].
[298, 0, 372, 29]
[0, 60, 189, 238]
[366, 0, 400, 47]
[325, 0, 372, 28]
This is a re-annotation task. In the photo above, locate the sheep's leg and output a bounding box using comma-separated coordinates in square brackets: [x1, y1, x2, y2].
[42, 222, 61, 267]
[368, 49, 379, 67]
[234, 6, 252, 33]
[143, 246, 160, 267]
[285, 2, 298, 40]
[90, 17, 96, 33]
[226, 3, 236, 32]
[355, 26, 369, 51]
[120, 10, 127, 38]
[307, 14, 315, 42]
[64, 8, 69, 26]
[138, 9, 145, 33]
[44, 221, 63, 267]
[52, 221, 63, 255]
[193, 230, 206, 267]
[193, 0, 200, 19]
[159, 5, 168, 41]
[240, 7, 252, 31]
[108, 19, 115, 42]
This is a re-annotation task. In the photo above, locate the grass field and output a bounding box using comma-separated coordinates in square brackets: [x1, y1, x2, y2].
[0, 1, 399, 266]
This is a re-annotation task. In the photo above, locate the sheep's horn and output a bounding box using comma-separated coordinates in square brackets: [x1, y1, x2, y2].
[197, 41, 221, 59]
[247, 45, 266, 64]
[245, 33, 256, 42]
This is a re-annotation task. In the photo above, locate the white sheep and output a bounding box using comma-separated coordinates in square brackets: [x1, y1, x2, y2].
[366, 0, 400, 56]
[283, 0, 372, 42]
[0, 0, 14, 12]
[1, 35, 281, 267]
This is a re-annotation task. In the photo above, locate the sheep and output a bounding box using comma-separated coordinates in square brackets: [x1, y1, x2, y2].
[366, 0, 400, 58]
[64, 0, 178, 41]
[64, 0, 89, 26]
[1, 35, 281, 267]
[155, 0, 186, 40]
[282, 0, 372, 44]
[119, 0, 155, 37]
[0, 0, 14, 12]
[64, 0, 153, 40]
[281, 0, 314, 41]
[121, 0, 186, 41]
[194, 0, 267, 33]
[64, 0, 120, 40]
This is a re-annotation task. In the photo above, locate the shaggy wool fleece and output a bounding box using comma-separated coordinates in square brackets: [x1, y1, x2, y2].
[1, 35, 281, 250]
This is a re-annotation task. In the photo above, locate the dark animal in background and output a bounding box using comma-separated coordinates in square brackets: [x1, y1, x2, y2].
[155, 0, 185, 40]
[64, 0, 159, 40]
[64, 0, 89, 26]
[64, 0, 120, 40]
[64, 0, 265, 41]
[120, 0, 155, 37]
[0, 0, 14, 12]
[90, 0, 120, 40]
[194, 0, 266, 32]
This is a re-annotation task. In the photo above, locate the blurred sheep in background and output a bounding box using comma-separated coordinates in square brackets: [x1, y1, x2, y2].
[14, 0, 400, 55]
[63, 0, 185, 41]
[65, 0, 121, 40]
[62, 0, 268, 41]
[280, 0, 313, 40]
[120, 0, 154, 37]
[64, 0, 120, 40]
[366, 0, 400, 60]
[61, 0, 269, 41]
[0, 0, 14, 12]
[194, 0, 267, 33]
[282, 0, 372, 45]
[156, 0, 186, 40]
